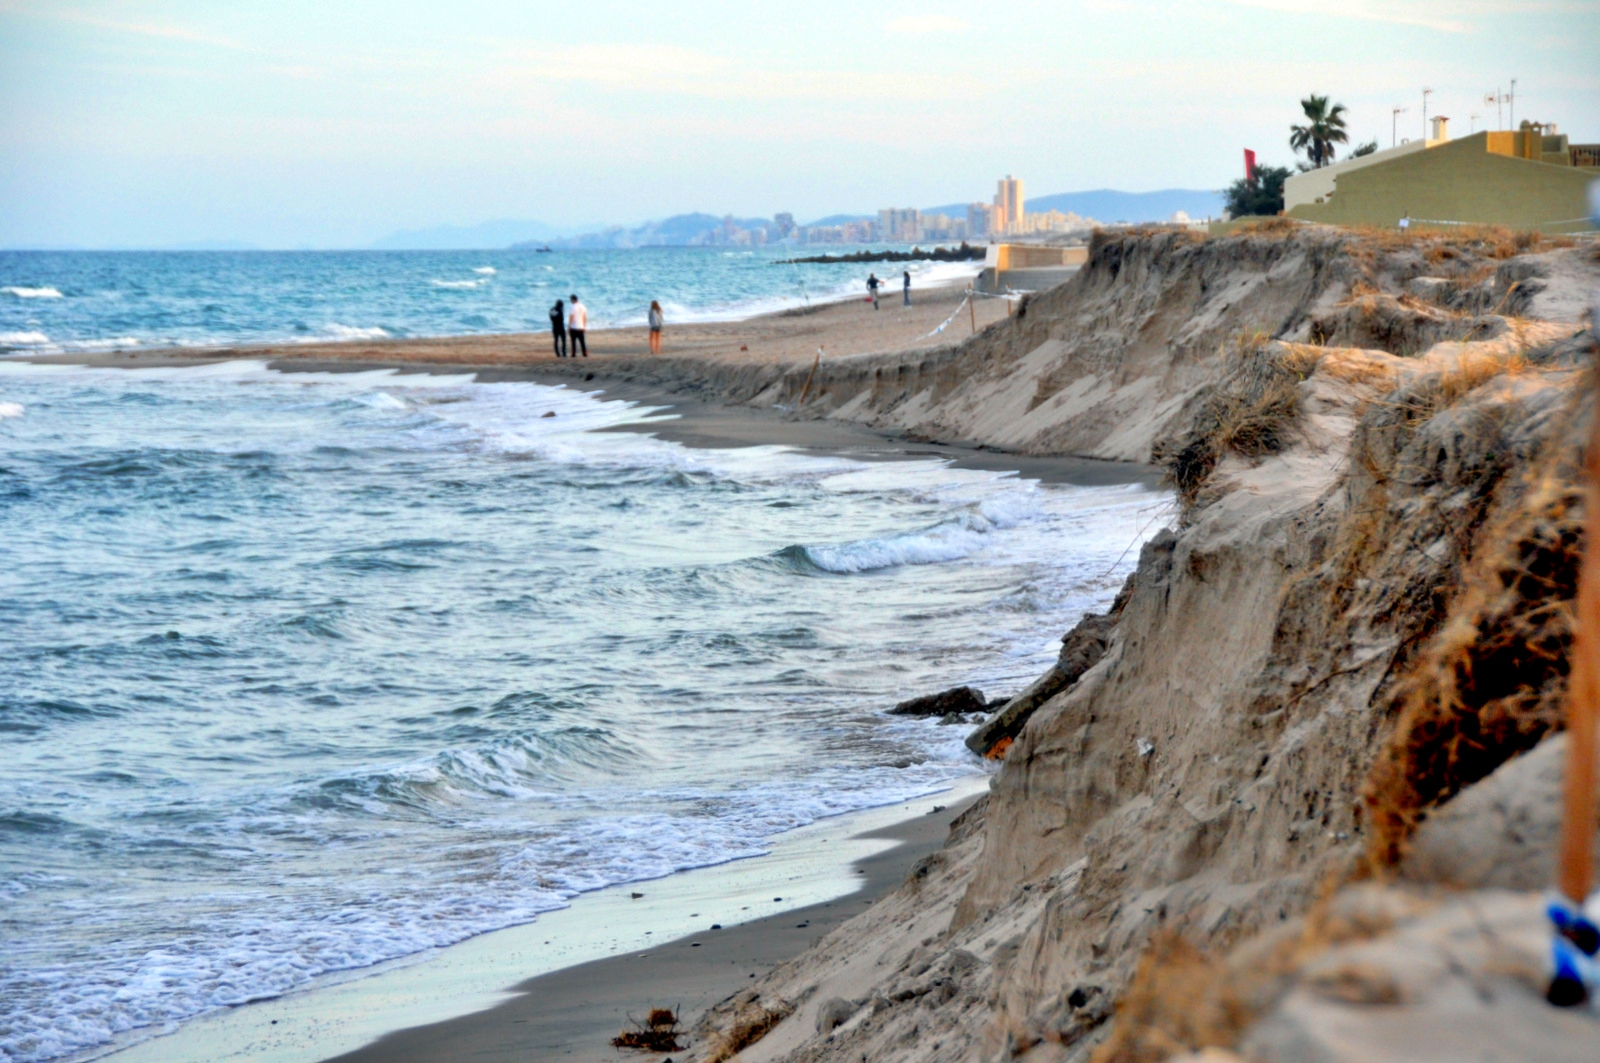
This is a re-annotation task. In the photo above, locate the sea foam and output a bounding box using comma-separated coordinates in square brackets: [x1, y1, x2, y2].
[2, 286, 63, 299]
[0, 330, 51, 347]
[323, 324, 390, 341]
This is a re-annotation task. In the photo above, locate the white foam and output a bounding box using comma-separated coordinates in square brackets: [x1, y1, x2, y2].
[471, 266, 496, 275]
[1, 286, 63, 299]
[802, 512, 994, 573]
[0, 401, 23, 418]
[322, 324, 390, 341]
[430, 278, 487, 290]
[61, 336, 141, 350]
[0, 330, 50, 346]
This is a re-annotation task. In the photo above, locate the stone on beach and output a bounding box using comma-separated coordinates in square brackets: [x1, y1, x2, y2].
[887, 685, 987, 717]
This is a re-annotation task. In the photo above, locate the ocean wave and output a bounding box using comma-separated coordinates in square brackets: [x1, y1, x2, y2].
[61, 336, 140, 351]
[323, 324, 390, 341]
[0, 402, 23, 418]
[0, 330, 51, 347]
[430, 278, 487, 290]
[1, 286, 63, 299]
[786, 512, 995, 573]
[472, 266, 496, 275]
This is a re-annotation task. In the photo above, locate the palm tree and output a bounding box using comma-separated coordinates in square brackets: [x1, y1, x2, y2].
[1290, 95, 1350, 169]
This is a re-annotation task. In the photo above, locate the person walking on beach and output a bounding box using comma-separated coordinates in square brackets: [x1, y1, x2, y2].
[902, 270, 912, 307]
[549, 299, 567, 357]
[648, 300, 664, 355]
[866, 273, 881, 310]
[567, 294, 588, 357]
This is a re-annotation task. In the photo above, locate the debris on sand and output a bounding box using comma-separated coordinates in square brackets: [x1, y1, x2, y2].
[611, 1007, 684, 1052]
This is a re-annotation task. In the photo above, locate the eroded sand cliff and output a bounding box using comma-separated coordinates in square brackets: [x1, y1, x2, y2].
[668, 226, 1600, 1062]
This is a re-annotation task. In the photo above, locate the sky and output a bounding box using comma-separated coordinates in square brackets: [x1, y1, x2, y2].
[1, 0, 1596, 248]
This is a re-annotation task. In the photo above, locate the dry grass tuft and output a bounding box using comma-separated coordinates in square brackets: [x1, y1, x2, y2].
[1088, 881, 1425, 1061]
[1089, 933, 1247, 1063]
[703, 997, 794, 1062]
[1154, 334, 1323, 508]
[1363, 450, 1584, 865]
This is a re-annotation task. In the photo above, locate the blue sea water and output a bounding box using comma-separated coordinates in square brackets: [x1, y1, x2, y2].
[0, 247, 977, 355]
[0, 255, 1160, 1063]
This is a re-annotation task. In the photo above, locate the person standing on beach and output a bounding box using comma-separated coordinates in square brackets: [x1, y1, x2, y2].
[902, 270, 912, 306]
[549, 299, 567, 357]
[648, 300, 664, 355]
[866, 273, 881, 310]
[568, 294, 588, 357]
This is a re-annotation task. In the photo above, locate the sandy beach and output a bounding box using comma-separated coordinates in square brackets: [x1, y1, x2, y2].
[98, 782, 991, 1063]
[26, 280, 1011, 374]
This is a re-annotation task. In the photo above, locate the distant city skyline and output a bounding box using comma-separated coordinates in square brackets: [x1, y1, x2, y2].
[2, 1, 1594, 249]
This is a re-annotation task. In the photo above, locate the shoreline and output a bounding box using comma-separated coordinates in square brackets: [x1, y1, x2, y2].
[98, 778, 990, 1063]
[6, 277, 1155, 491]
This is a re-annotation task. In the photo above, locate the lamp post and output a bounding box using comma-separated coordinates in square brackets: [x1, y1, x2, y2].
[1392, 106, 1409, 148]
[1422, 87, 1432, 140]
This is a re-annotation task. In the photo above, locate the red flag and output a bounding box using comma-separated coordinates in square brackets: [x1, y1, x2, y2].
[1244, 149, 1257, 183]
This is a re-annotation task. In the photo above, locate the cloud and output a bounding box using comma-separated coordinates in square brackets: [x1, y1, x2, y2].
[9, 3, 259, 50]
[490, 43, 983, 104]
[885, 14, 971, 34]
[1219, 0, 1478, 33]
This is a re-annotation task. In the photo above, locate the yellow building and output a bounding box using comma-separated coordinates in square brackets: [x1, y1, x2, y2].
[1286, 120, 1598, 233]
[994, 176, 1024, 235]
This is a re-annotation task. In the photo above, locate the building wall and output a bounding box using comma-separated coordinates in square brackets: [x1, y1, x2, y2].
[1288, 132, 1598, 232]
[1284, 139, 1432, 211]
[985, 244, 1088, 270]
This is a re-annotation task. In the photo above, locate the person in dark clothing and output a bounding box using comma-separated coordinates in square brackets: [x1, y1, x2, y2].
[902, 270, 912, 306]
[549, 300, 567, 357]
[866, 273, 881, 310]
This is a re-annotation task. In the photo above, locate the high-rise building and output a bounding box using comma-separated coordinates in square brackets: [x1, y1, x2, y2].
[877, 208, 920, 243]
[773, 212, 797, 238]
[994, 175, 1024, 235]
[967, 202, 996, 238]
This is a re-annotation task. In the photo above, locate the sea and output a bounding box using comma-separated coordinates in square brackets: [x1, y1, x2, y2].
[0, 246, 983, 355]
[0, 249, 1164, 1063]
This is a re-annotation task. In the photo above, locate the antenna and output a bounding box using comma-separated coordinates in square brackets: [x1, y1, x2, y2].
[1509, 77, 1517, 127]
[1470, 112, 1480, 133]
[1422, 87, 1433, 140]
[1392, 105, 1409, 148]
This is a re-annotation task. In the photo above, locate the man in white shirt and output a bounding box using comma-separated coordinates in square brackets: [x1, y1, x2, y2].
[567, 294, 588, 357]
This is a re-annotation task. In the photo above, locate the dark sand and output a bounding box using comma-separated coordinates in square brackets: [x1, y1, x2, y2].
[322, 793, 983, 1063]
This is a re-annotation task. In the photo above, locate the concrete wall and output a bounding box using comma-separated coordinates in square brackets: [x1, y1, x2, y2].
[1288, 132, 1598, 232]
[974, 265, 1081, 293]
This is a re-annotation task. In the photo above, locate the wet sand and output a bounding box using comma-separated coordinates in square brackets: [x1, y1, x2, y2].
[319, 792, 985, 1063]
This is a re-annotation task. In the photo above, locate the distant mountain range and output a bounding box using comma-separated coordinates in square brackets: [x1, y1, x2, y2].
[512, 213, 778, 250]
[370, 219, 582, 250]
[920, 189, 1225, 224]
[368, 190, 1226, 251]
